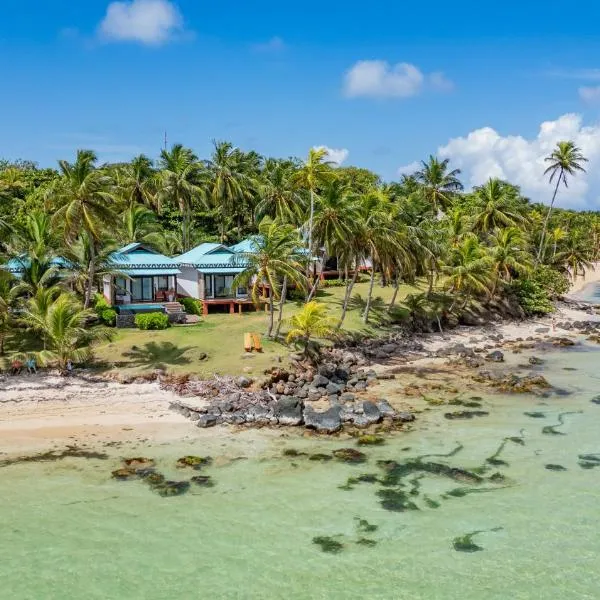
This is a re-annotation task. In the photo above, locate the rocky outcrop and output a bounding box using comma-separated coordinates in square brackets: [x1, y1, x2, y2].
[166, 366, 414, 432]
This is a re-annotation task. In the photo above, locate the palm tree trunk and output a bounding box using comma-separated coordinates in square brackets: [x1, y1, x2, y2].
[274, 276, 288, 339]
[338, 266, 359, 328]
[536, 177, 561, 264]
[84, 242, 96, 309]
[363, 267, 376, 324]
[267, 292, 275, 338]
[0, 333, 4, 356]
[388, 277, 401, 312]
[307, 251, 326, 302]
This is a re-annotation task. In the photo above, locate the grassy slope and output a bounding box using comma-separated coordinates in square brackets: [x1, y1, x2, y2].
[91, 281, 420, 377]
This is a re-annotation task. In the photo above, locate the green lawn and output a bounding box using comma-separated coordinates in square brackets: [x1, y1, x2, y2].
[91, 281, 420, 377]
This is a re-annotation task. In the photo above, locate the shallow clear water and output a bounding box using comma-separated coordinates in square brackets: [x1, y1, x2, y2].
[2, 344, 600, 599]
[574, 283, 600, 304]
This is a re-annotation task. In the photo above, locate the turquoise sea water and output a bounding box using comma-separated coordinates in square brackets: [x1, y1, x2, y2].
[2, 344, 600, 599]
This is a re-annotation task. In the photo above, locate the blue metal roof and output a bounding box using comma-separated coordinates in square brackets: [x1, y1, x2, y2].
[230, 238, 258, 254]
[174, 242, 247, 272]
[4, 255, 69, 274]
[109, 243, 181, 274]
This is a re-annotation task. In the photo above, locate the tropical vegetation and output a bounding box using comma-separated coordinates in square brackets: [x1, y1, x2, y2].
[0, 139, 595, 372]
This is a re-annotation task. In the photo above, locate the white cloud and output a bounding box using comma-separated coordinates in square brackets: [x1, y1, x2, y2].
[397, 161, 420, 176]
[579, 86, 600, 104]
[431, 113, 600, 209]
[313, 145, 349, 166]
[343, 60, 453, 99]
[252, 36, 285, 52]
[547, 68, 600, 81]
[98, 0, 183, 45]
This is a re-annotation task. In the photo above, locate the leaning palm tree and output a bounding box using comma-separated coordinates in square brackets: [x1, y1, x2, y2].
[472, 178, 525, 233]
[20, 293, 112, 373]
[537, 141, 587, 263]
[414, 156, 463, 214]
[45, 150, 117, 307]
[293, 148, 337, 261]
[232, 219, 306, 338]
[158, 144, 206, 252]
[286, 300, 335, 361]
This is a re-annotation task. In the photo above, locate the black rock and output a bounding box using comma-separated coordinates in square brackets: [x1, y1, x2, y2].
[362, 401, 382, 424]
[303, 406, 342, 433]
[197, 414, 218, 428]
[312, 374, 330, 388]
[376, 400, 396, 417]
[529, 356, 545, 366]
[340, 392, 356, 403]
[486, 350, 504, 363]
[274, 396, 304, 426]
[326, 382, 343, 395]
[236, 376, 252, 388]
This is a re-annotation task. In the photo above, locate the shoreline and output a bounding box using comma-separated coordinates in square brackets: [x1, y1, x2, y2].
[1, 302, 599, 460]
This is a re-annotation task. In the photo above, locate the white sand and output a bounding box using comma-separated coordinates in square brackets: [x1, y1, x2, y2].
[1, 305, 598, 458]
[568, 262, 600, 295]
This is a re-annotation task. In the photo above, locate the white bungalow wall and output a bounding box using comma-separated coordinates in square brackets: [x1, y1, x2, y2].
[177, 266, 201, 299]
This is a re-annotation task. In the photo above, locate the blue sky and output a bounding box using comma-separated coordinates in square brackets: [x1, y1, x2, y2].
[3, 0, 600, 206]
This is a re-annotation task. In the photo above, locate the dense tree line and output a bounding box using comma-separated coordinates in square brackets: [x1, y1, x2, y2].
[0, 140, 596, 368]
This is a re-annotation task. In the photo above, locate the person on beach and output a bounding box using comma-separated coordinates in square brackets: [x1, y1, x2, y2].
[66, 360, 73, 376]
[11, 359, 23, 375]
[25, 357, 37, 375]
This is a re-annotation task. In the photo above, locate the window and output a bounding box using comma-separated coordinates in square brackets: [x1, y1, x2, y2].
[157, 276, 169, 291]
[237, 286, 247, 296]
[204, 275, 213, 298]
[115, 277, 128, 295]
[214, 275, 233, 298]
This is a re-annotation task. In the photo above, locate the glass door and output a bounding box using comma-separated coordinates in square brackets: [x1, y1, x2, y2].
[131, 277, 154, 302]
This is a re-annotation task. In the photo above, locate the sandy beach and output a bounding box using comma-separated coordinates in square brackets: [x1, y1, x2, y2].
[1, 300, 597, 460]
[567, 262, 600, 296]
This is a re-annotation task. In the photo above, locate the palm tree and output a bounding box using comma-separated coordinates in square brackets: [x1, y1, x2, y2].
[255, 159, 304, 224]
[537, 141, 588, 262]
[62, 233, 123, 300]
[286, 301, 334, 360]
[308, 179, 360, 301]
[414, 156, 463, 214]
[205, 141, 256, 242]
[549, 226, 568, 261]
[553, 232, 594, 281]
[293, 148, 336, 262]
[158, 144, 206, 252]
[119, 204, 161, 245]
[45, 150, 117, 307]
[232, 220, 306, 338]
[115, 154, 157, 209]
[488, 227, 531, 295]
[0, 271, 14, 355]
[20, 293, 112, 373]
[472, 179, 525, 233]
[443, 237, 493, 309]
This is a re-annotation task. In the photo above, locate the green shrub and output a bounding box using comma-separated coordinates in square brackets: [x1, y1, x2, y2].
[322, 279, 346, 288]
[181, 297, 203, 316]
[512, 279, 554, 315]
[94, 294, 111, 315]
[135, 312, 170, 330]
[531, 265, 570, 299]
[100, 308, 117, 327]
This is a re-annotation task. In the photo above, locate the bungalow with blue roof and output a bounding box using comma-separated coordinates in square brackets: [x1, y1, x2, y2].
[103, 242, 181, 306]
[174, 242, 263, 314]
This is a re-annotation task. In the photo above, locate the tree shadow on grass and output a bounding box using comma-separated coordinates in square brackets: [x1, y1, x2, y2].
[122, 341, 194, 370]
[347, 294, 390, 327]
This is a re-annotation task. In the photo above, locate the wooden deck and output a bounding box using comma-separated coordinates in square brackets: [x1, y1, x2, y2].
[201, 298, 268, 315]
